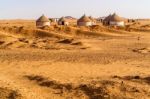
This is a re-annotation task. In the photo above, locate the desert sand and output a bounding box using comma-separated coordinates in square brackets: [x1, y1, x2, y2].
[0, 20, 150, 99]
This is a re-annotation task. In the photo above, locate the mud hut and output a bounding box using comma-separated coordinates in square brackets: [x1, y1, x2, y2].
[77, 14, 92, 26]
[103, 14, 112, 25]
[58, 17, 69, 26]
[36, 15, 50, 27]
[109, 13, 125, 26]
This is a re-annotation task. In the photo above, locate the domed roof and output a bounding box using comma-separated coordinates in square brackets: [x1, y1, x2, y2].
[36, 15, 50, 22]
[109, 13, 124, 22]
[78, 14, 91, 22]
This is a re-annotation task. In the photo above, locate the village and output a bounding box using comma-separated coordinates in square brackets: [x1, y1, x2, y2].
[0, 13, 150, 98]
[36, 13, 131, 28]
[0, 1, 150, 99]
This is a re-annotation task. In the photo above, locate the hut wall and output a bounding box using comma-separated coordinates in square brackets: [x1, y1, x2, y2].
[36, 22, 50, 27]
[110, 21, 124, 26]
[58, 21, 69, 26]
[92, 22, 96, 25]
[77, 22, 92, 26]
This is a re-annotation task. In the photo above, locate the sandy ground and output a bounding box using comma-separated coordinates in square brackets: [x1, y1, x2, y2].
[0, 24, 150, 98]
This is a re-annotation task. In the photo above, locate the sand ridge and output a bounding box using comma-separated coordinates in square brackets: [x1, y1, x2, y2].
[0, 20, 150, 98]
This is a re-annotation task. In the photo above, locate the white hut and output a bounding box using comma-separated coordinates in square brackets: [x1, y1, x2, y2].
[36, 15, 50, 27]
[77, 14, 92, 26]
[109, 13, 125, 26]
[58, 17, 69, 26]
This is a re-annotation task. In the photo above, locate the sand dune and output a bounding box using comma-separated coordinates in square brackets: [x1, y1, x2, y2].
[0, 21, 150, 99]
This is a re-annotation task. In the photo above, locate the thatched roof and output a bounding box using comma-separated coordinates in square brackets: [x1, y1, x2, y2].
[36, 15, 50, 22]
[104, 14, 112, 22]
[109, 13, 124, 22]
[65, 16, 76, 20]
[78, 14, 91, 22]
[58, 17, 68, 22]
[89, 16, 96, 22]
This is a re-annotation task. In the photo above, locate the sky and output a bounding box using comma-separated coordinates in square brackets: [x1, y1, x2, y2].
[0, 0, 150, 19]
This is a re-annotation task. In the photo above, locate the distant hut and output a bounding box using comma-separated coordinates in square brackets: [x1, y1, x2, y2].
[89, 16, 97, 25]
[58, 17, 69, 26]
[109, 13, 125, 26]
[77, 14, 92, 26]
[36, 15, 50, 27]
[103, 14, 112, 25]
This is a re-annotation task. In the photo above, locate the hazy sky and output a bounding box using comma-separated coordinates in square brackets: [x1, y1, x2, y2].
[0, 0, 150, 19]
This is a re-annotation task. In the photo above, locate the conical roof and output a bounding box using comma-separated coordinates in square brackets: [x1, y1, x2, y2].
[36, 15, 50, 22]
[58, 17, 67, 22]
[104, 14, 112, 22]
[109, 13, 124, 22]
[78, 14, 91, 22]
